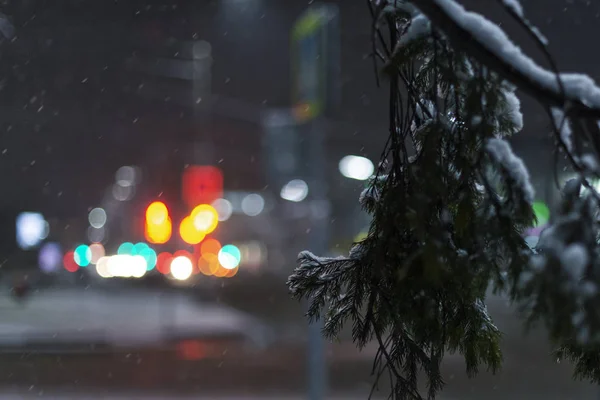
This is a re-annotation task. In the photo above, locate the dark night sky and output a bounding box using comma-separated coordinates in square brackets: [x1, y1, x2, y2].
[0, 0, 598, 218]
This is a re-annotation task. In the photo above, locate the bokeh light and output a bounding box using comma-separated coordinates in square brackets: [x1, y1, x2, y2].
[74, 244, 92, 267]
[87, 226, 106, 243]
[139, 247, 157, 270]
[115, 165, 139, 187]
[211, 198, 233, 221]
[112, 182, 135, 201]
[145, 202, 172, 244]
[280, 179, 309, 202]
[107, 255, 147, 278]
[63, 250, 78, 272]
[218, 244, 241, 270]
[171, 255, 193, 280]
[39, 242, 62, 273]
[241, 194, 265, 216]
[338, 155, 374, 181]
[532, 201, 550, 226]
[179, 216, 206, 245]
[224, 266, 239, 278]
[145, 217, 172, 244]
[133, 242, 149, 254]
[201, 238, 222, 256]
[156, 252, 173, 275]
[146, 201, 169, 225]
[16, 212, 47, 250]
[191, 204, 219, 234]
[89, 243, 106, 264]
[198, 253, 220, 276]
[88, 207, 107, 229]
[117, 242, 134, 255]
[95, 256, 111, 278]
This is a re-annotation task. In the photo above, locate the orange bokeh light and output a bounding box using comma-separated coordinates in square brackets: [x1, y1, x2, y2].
[200, 238, 221, 256]
[198, 252, 220, 276]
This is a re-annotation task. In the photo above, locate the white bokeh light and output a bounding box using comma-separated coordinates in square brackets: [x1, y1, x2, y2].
[16, 212, 47, 250]
[280, 179, 309, 202]
[241, 193, 265, 216]
[88, 207, 107, 229]
[211, 198, 233, 221]
[339, 155, 374, 181]
[171, 256, 193, 280]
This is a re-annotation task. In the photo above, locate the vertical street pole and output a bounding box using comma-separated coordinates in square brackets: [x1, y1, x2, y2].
[306, 115, 329, 400]
[292, 4, 339, 399]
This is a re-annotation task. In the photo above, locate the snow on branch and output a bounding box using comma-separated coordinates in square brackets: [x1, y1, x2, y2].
[486, 138, 535, 203]
[410, 0, 600, 119]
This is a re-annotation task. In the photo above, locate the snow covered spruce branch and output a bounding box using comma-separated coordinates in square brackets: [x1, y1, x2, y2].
[288, 0, 600, 398]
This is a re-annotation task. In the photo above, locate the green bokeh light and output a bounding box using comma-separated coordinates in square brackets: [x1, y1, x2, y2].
[139, 247, 157, 271]
[73, 244, 92, 267]
[532, 201, 550, 226]
[117, 242, 134, 255]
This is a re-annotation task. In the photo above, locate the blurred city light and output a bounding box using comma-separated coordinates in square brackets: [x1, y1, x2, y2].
[238, 241, 266, 269]
[171, 255, 193, 280]
[241, 193, 265, 216]
[179, 216, 206, 245]
[211, 198, 233, 221]
[191, 204, 219, 234]
[117, 242, 134, 255]
[218, 244, 241, 270]
[339, 155, 374, 181]
[16, 212, 47, 250]
[198, 253, 220, 276]
[88, 207, 107, 229]
[146, 201, 168, 224]
[63, 250, 78, 273]
[200, 238, 221, 256]
[74, 244, 92, 267]
[139, 247, 157, 270]
[280, 179, 309, 202]
[95, 256, 111, 278]
[112, 182, 135, 201]
[133, 242, 149, 254]
[156, 252, 172, 275]
[145, 201, 172, 244]
[106, 254, 147, 278]
[89, 243, 106, 264]
[115, 165, 139, 187]
[145, 217, 172, 244]
[182, 166, 223, 208]
[87, 226, 106, 243]
[532, 201, 550, 226]
[39, 242, 62, 273]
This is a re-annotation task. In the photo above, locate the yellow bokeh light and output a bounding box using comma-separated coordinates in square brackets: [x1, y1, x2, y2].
[179, 216, 205, 245]
[190, 204, 219, 235]
[145, 217, 172, 244]
[146, 201, 169, 225]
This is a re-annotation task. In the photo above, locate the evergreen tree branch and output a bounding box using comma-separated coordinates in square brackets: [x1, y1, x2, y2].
[411, 0, 600, 120]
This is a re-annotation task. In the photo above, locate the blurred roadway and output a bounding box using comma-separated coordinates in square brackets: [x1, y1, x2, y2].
[0, 282, 594, 398]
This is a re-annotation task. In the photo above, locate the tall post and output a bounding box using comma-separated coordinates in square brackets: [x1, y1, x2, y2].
[291, 4, 339, 399]
[305, 116, 329, 400]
